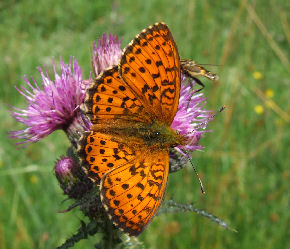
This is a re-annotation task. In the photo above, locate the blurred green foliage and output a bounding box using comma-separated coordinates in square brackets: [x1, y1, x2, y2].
[0, 0, 289, 248]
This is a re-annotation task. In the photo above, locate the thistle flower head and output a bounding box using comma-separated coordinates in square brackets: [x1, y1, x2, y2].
[9, 57, 90, 144]
[55, 157, 78, 188]
[171, 79, 214, 152]
[55, 156, 92, 199]
[91, 33, 122, 76]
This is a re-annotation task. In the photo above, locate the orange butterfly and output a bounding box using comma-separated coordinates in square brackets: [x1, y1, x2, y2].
[78, 22, 188, 236]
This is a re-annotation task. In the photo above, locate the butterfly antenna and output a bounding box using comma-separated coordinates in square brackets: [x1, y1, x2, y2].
[181, 149, 205, 194]
[183, 106, 226, 192]
[184, 106, 226, 138]
[213, 105, 226, 117]
[190, 159, 206, 194]
[219, 105, 226, 112]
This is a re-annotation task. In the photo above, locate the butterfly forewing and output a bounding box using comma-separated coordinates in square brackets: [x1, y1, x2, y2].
[120, 22, 180, 125]
[83, 66, 152, 124]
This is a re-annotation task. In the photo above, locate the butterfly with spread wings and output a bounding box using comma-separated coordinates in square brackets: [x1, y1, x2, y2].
[78, 22, 216, 236]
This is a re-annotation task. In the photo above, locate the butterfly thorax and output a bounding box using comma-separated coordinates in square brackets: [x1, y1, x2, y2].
[92, 120, 186, 150]
[133, 121, 186, 149]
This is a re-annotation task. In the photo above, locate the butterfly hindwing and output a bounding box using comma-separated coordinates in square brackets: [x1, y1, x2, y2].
[78, 131, 138, 184]
[120, 22, 181, 125]
[100, 149, 169, 236]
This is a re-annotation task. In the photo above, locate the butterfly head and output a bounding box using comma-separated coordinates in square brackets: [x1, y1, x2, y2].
[142, 121, 186, 149]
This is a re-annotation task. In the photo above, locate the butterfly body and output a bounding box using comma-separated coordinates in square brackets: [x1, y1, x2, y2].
[78, 23, 186, 236]
[88, 117, 185, 149]
[137, 121, 185, 148]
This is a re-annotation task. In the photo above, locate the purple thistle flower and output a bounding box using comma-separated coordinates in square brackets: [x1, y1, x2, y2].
[9, 57, 91, 145]
[55, 157, 78, 192]
[55, 156, 93, 199]
[171, 79, 214, 152]
[91, 33, 122, 76]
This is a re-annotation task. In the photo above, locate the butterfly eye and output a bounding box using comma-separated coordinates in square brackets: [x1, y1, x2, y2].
[154, 131, 160, 136]
[145, 130, 160, 142]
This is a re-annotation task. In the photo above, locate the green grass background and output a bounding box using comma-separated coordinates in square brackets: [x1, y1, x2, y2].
[0, 0, 289, 248]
